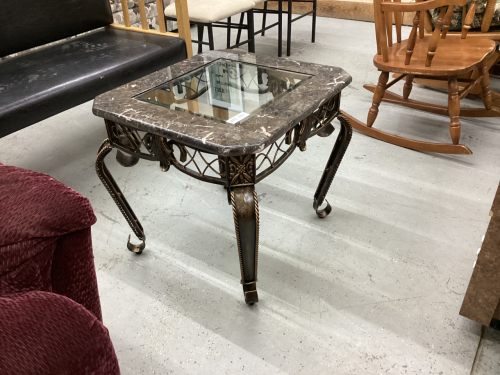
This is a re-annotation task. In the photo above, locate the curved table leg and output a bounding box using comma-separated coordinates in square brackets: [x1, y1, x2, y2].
[230, 185, 259, 304]
[313, 114, 353, 218]
[95, 139, 146, 254]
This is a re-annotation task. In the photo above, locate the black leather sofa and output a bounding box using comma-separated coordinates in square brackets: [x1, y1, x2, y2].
[0, 0, 188, 138]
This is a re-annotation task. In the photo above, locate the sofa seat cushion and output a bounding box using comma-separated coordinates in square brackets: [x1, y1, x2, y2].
[0, 27, 187, 138]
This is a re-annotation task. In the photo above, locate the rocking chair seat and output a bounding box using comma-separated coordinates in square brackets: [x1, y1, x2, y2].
[374, 35, 497, 76]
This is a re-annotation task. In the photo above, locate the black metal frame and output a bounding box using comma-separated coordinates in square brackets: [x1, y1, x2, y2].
[253, 0, 317, 57]
[237, 1, 284, 56]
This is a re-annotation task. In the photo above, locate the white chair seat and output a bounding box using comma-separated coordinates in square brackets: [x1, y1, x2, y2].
[165, 0, 255, 23]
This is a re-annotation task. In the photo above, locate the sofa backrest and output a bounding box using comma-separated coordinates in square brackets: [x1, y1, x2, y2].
[0, 0, 114, 58]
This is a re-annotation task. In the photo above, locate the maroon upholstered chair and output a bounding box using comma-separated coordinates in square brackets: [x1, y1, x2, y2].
[0, 162, 120, 375]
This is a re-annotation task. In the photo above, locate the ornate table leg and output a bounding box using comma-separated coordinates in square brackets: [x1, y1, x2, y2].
[313, 114, 353, 218]
[227, 155, 259, 304]
[230, 186, 259, 304]
[95, 139, 146, 254]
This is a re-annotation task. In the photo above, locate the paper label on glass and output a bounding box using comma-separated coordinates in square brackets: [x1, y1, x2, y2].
[227, 112, 250, 124]
[207, 60, 243, 112]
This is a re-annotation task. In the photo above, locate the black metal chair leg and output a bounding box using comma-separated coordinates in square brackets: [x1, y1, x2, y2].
[247, 10, 255, 53]
[287, 0, 292, 56]
[230, 185, 259, 304]
[208, 24, 215, 50]
[197, 24, 204, 54]
[262, 1, 268, 36]
[313, 114, 353, 218]
[236, 13, 245, 45]
[95, 140, 146, 254]
[278, 0, 283, 57]
[227, 17, 231, 48]
[312, 0, 317, 43]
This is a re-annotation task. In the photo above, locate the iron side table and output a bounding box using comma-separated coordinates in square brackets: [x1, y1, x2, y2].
[93, 50, 352, 304]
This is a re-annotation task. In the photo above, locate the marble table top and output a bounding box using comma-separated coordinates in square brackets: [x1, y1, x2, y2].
[93, 50, 351, 156]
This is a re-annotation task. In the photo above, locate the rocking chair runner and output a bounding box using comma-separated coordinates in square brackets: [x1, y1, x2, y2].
[344, 0, 499, 154]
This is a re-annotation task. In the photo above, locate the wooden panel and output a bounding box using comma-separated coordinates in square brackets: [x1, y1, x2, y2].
[425, 6, 447, 66]
[405, 11, 420, 65]
[374, 0, 389, 61]
[258, 0, 376, 22]
[108, 23, 179, 38]
[341, 110, 472, 154]
[462, 0, 478, 38]
[441, 4, 454, 38]
[460, 183, 500, 326]
[107, 0, 193, 59]
[405, 51, 500, 101]
[373, 36, 497, 76]
[156, 0, 167, 33]
[393, 0, 402, 43]
[438, 31, 500, 41]
[364, 83, 500, 117]
[493, 302, 500, 320]
[423, 10, 434, 32]
[381, 0, 466, 12]
[417, 0, 425, 39]
[175, 0, 193, 58]
[385, 6, 393, 47]
[138, 0, 148, 30]
[120, 0, 131, 27]
[482, 0, 497, 32]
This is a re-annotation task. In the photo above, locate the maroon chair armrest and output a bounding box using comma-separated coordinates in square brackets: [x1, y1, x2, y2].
[0, 164, 101, 319]
[0, 291, 120, 375]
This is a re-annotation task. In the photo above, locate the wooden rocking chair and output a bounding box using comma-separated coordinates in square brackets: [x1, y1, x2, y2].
[343, 0, 499, 154]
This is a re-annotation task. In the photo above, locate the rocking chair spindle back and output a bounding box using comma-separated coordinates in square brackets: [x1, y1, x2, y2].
[343, 0, 499, 154]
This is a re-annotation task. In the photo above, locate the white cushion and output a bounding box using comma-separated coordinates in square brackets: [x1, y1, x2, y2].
[251, 0, 268, 4]
[165, 0, 255, 23]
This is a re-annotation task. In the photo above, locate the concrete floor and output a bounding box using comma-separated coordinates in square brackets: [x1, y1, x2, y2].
[1, 16, 500, 375]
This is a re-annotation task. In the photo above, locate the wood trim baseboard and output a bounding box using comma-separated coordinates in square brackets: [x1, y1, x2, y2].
[258, 0, 375, 22]
[108, 23, 180, 38]
[259, 0, 500, 39]
[259, 0, 425, 25]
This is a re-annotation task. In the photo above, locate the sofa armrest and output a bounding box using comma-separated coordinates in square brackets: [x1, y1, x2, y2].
[109, 0, 192, 56]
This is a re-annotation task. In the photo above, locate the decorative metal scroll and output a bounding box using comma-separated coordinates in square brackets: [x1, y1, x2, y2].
[308, 95, 340, 139]
[254, 94, 341, 182]
[104, 92, 341, 187]
[105, 120, 226, 185]
[97, 92, 348, 256]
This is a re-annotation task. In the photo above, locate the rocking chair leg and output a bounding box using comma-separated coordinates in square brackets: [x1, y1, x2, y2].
[403, 75, 414, 100]
[367, 71, 389, 127]
[479, 61, 492, 110]
[448, 78, 461, 145]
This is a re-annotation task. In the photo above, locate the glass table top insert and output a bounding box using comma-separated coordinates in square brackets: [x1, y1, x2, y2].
[135, 58, 314, 125]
